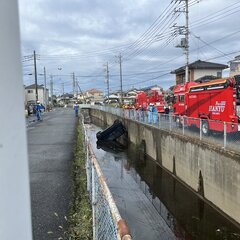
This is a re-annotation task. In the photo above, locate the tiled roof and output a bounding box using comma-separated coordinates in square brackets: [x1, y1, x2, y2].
[86, 88, 103, 94]
[171, 60, 228, 74]
[25, 84, 45, 89]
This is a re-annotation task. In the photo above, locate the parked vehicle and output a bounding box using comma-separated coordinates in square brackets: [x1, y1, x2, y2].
[135, 88, 165, 113]
[173, 76, 240, 135]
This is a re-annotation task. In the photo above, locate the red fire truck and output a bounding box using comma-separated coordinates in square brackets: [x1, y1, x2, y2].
[135, 88, 165, 113]
[173, 76, 240, 134]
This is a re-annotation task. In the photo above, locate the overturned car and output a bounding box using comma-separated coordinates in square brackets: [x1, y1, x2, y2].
[96, 119, 126, 141]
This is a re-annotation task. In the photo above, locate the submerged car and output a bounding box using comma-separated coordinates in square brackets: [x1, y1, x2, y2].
[96, 120, 126, 141]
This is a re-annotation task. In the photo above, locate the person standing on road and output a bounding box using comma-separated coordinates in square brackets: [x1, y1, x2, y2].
[35, 101, 43, 121]
[73, 102, 79, 117]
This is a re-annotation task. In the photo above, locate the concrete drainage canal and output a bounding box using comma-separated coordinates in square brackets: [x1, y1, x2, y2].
[84, 122, 240, 240]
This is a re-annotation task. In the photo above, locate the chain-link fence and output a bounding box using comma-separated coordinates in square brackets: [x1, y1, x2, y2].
[82, 105, 240, 153]
[81, 118, 132, 240]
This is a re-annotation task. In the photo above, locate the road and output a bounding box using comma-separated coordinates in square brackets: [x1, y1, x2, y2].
[27, 108, 77, 239]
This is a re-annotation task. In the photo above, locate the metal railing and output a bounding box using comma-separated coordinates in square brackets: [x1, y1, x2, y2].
[81, 104, 240, 153]
[81, 117, 132, 240]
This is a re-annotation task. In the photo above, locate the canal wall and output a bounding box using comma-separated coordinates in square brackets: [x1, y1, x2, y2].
[84, 108, 240, 225]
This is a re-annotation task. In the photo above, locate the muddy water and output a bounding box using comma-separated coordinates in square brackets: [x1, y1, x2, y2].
[86, 124, 240, 240]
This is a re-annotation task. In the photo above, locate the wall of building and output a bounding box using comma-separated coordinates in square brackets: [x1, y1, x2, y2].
[25, 88, 49, 105]
[87, 108, 240, 225]
[230, 60, 240, 77]
[194, 69, 222, 80]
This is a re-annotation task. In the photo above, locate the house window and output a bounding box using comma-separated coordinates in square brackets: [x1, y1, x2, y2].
[217, 71, 222, 78]
[28, 90, 33, 93]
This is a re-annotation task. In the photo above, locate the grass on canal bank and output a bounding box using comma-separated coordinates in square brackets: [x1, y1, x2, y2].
[66, 123, 93, 240]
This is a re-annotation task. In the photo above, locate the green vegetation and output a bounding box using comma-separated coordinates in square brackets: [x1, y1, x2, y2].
[66, 124, 93, 240]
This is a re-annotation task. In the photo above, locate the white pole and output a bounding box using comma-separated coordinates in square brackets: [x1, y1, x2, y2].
[0, 1, 32, 240]
[44, 66, 47, 107]
[92, 163, 96, 240]
[223, 122, 227, 149]
[200, 119, 202, 141]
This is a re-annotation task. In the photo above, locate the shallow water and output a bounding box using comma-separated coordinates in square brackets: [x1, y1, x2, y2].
[86, 123, 240, 240]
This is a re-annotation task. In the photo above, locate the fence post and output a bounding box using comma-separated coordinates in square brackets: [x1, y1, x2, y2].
[158, 113, 161, 129]
[169, 114, 172, 131]
[86, 146, 91, 192]
[92, 162, 97, 240]
[223, 122, 227, 149]
[182, 116, 185, 135]
[200, 119, 202, 141]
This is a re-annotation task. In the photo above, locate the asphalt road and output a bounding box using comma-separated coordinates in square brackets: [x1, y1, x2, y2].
[27, 108, 77, 239]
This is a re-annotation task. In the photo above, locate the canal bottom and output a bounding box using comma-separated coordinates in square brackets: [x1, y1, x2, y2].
[86, 123, 240, 240]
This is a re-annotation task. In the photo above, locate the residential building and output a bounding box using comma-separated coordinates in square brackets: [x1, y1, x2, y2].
[171, 60, 228, 85]
[25, 84, 49, 106]
[123, 90, 138, 105]
[229, 55, 240, 77]
[85, 88, 104, 104]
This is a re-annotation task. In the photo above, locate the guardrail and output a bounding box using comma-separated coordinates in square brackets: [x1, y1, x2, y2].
[81, 104, 240, 153]
[81, 117, 132, 240]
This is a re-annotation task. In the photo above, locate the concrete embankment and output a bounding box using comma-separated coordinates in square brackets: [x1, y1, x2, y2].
[83, 108, 240, 226]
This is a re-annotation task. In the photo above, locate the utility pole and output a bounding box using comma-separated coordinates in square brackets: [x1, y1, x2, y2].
[50, 75, 53, 106]
[72, 72, 75, 97]
[33, 50, 38, 102]
[174, 0, 190, 83]
[75, 77, 78, 98]
[185, 0, 189, 83]
[118, 53, 123, 105]
[43, 66, 47, 107]
[76, 81, 86, 103]
[62, 82, 65, 95]
[105, 62, 110, 104]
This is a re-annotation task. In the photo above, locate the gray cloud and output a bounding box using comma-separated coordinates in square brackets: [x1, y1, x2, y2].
[19, 0, 240, 94]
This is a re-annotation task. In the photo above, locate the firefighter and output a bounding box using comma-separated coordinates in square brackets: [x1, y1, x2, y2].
[148, 103, 154, 124]
[152, 104, 158, 124]
[164, 104, 170, 114]
[164, 103, 170, 119]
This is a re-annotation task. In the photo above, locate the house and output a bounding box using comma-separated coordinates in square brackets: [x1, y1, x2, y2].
[85, 88, 104, 104]
[123, 90, 138, 106]
[229, 55, 240, 77]
[104, 94, 119, 104]
[25, 84, 49, 106]
[171, 60, 228, 85]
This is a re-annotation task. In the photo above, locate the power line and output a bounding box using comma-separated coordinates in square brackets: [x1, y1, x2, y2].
[190, 1, 240, 29]
[191, 32, 231, 60]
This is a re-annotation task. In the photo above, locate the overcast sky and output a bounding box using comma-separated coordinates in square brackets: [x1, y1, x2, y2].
[19, 0, 240, 95]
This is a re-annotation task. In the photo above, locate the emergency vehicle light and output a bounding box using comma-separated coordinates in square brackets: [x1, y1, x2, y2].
[207, 86, 224, 90]
[190, 88, 204, 92]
